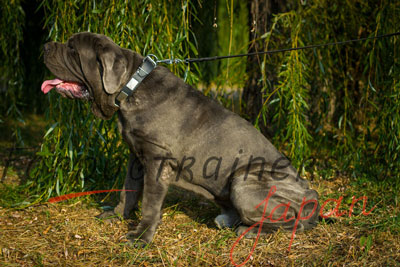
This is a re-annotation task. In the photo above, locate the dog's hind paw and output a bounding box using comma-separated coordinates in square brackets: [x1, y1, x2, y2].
[214, 212, 240, 229]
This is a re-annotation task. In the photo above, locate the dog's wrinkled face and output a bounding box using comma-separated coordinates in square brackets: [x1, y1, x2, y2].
[42, 32, 131, 119]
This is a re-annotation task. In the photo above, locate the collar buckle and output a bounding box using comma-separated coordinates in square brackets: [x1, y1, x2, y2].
[114, 54, 157, 107]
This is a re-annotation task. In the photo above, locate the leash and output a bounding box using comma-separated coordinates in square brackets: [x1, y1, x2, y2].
[156, 31, 400, 64]
[115, 31, 399, 107]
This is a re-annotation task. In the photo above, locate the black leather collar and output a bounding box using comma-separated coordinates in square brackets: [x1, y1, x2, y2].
[114, 55, 157, 107]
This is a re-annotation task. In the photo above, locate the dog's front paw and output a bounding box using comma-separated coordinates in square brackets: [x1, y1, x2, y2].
[126, 231, 149, 248]
[126, 223, 155, 246]
[96, 210, 120, 222]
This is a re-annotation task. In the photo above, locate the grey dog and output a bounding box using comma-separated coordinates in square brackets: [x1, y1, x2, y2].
[42, 32, 319, 245]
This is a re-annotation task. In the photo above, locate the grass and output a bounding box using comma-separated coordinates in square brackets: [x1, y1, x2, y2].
[0, 174, 399, 266]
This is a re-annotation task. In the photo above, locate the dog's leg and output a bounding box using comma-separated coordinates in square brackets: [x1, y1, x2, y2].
[114, 155, 144, 218]
[126, 158, 172, 245]
[97, 154, 144, 220]
[230, 171, 319, 237]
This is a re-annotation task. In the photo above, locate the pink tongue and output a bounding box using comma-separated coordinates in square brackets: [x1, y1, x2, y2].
[59, 82, 83, 95]
[41, 78, 64, 94]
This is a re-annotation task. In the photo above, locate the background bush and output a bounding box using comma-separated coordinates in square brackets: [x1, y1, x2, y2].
[0, 0, 399, 204]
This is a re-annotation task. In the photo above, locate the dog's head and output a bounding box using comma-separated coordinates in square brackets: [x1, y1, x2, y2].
[42, 32, 140, 119]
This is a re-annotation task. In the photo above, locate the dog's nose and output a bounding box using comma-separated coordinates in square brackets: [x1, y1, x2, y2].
[44, 42, 52, 55]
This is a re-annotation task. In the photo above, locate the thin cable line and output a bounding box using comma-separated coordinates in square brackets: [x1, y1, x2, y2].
[157, 31, 400, 64]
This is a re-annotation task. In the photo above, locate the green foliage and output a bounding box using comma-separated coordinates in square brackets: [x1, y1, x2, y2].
[253, 0, 400, 179]
[0, 0, 25, 144]
[1, 0, 399, 206]
[271, 11, 312, 169]
[27, 0, 199, 203]
[214, 0, 248, 86]
[194, 0, 248, 110]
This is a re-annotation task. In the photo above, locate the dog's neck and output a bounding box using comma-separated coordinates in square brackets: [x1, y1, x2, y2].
[114, 51, 157, 108]
[123, 49, 145, 82]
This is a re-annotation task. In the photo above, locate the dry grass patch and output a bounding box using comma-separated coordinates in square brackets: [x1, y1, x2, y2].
[0, 182, 399, 266]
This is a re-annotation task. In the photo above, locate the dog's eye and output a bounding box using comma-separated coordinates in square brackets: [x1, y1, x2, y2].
[67, 41, 75, 51]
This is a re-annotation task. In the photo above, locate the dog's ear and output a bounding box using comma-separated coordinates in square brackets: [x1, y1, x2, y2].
[97, 45, 128, 94]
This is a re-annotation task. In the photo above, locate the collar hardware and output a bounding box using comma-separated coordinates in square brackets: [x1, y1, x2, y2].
[114, 54, 157, 107]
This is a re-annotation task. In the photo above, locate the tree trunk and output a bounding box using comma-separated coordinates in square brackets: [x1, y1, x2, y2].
[242, 0, 286, 138]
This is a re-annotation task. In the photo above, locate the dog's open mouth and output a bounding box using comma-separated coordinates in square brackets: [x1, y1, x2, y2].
[41, 78, 90, 99]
